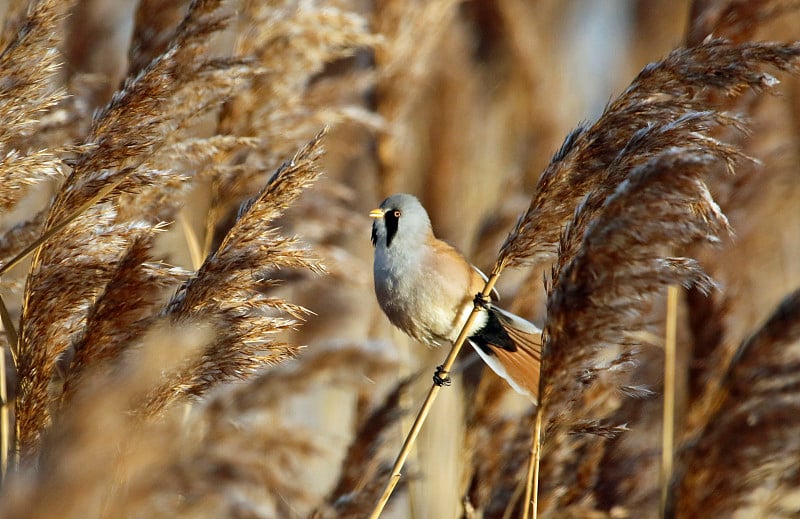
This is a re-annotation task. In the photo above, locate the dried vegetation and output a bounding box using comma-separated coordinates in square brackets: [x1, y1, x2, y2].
[0, 0, 798, 518]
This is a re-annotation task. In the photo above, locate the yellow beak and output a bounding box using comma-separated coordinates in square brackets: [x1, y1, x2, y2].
[369, 208, 385, 219]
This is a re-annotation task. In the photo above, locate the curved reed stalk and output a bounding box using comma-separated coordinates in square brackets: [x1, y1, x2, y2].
[369, 269, 502, 519]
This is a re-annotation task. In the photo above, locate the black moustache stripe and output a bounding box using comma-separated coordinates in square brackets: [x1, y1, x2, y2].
[385, 210, 399, 247]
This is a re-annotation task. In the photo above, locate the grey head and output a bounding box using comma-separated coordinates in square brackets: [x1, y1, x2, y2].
[370, 193, 432, 250]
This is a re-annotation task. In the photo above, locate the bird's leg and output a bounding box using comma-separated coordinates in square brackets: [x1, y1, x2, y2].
[473, 292, 491, 310]
[433, 365, 451, 386]
[432, 295, 489, 387]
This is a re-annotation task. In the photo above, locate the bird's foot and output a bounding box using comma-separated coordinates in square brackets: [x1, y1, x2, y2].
[473, 292, 491, 310]
[433, 365, 451, 387]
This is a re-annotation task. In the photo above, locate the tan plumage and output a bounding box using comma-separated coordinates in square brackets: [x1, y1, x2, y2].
[370, 193, 541, 402]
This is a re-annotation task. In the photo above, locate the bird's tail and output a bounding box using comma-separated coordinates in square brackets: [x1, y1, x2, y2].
[468, 306, 542, 403]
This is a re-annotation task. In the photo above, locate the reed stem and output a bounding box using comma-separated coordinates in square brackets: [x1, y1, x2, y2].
[660, 285, 679, 517]
[368, 270, 502, 519]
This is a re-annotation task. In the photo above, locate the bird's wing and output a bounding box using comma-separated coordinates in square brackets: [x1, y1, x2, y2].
[469, 307, 541, 403]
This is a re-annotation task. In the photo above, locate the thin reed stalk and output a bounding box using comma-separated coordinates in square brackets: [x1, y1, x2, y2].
[178, 211, 204, 270]
[523, 405, 543, 519]
[369, 269, 502, 519]
[0, 333, 7, 483]
[661, 285, 679, 516]
[0, 294, 16, 363]
[0, 291, 14, 481]
[502, 479, 526, 519]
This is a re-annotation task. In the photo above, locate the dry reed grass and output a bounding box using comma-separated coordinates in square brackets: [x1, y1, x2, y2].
[0, 1, 798, 518]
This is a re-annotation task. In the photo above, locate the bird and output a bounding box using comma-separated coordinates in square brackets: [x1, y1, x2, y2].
[369, 193, 541, 402]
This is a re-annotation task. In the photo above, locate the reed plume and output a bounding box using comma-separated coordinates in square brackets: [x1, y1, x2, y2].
[14, 0, 260, 459]
[537, 150, 729, 510]
[60, 233, 190, 403]
[0, 0, 70, 225]
[670, 288, 800, 517]
[146, 132, 327, 413]
[498, 39, 800, 268]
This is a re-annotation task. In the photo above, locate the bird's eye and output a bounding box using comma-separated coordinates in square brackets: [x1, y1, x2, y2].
[393, 210, 401, 218]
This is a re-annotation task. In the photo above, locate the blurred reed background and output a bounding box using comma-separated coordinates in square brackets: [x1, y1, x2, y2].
[0, 0, 798, 517]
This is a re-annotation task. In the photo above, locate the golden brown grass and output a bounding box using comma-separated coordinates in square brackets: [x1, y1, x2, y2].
[0, 1, 799, 518]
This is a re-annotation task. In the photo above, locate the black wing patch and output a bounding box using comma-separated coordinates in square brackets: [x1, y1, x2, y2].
[469, 309, 516, 354]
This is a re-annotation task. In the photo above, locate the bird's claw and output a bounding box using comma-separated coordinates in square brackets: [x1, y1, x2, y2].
[473, 292, 491, 309]
[433, 365, 451, 387]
